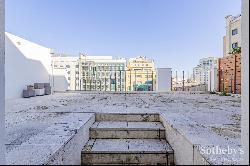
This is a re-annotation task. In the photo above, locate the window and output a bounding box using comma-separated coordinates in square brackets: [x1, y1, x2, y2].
[232, 42, 238, 49]
[232, 29, 238, 36]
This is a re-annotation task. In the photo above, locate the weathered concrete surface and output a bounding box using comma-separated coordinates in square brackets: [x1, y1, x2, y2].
[82, 139, 173, 165]
[6, 112, 95, 165]
[90, 121, 165, 139]
[241, 0, 249, 164]
[160, 115, 210, 165]
[6, 92, 242, 165]
[83, 113, 172, 165]
[47, 114, 95, 165]
[0, 0, 5, 164]
[95, 113, 160, 122]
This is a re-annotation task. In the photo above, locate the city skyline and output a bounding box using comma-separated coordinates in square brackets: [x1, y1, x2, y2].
[6, 0, 241, 76]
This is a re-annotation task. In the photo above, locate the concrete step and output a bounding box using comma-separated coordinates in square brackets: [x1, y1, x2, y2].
[95, 113, 160, 122]
[90, 122, 165, 139]
[81, 139, 174, 165]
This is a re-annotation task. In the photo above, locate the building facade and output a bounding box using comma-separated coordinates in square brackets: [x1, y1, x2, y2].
[218, 14, 242, 94]
[52, 55, 159, 92]
[193, 57, 219, 91]
[126, 56, 156, 91]
[218, 53, 241, 94]
[52, 54, 127, 91]
[52, 55, 79, 90]
[223, 15, 242, 57]
[78, 55, 126, 91]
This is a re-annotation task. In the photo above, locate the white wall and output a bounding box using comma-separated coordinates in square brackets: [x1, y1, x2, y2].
[52, 68, 68, 92]
[241, 0, 249, 164]
[156, 68, 172, 92]
[5, 32, 52, 99]
[208, 67, 218, 92]
[0, 0, 5, 164]
[52, 56, 79, 90]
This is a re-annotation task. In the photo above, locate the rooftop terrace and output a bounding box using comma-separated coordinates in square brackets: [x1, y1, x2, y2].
[5, 92, 242, 165]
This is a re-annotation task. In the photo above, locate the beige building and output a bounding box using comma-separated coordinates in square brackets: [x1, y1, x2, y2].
[126, 56, 156, 91]
[223, 14, 242, 57]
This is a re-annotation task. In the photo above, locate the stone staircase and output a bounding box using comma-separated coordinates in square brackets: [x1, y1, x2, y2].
[81, 113, 174, 165]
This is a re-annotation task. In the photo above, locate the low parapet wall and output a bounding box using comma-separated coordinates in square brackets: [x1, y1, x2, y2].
[6, 113, 95, 165]
[160, 114, 211, 165]
[46, 113, 95, 165]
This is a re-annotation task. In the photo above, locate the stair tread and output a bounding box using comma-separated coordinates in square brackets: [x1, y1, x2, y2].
[95, 113, 160, 122]
[82, 139, 173, 153]
[91, 122, 165, 130]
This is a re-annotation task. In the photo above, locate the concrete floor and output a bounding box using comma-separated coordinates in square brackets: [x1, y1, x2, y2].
[5, 92, 242, 165]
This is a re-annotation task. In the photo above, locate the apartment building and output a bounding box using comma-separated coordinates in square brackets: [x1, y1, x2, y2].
[126, 56, 156, 91]
[218, 14, 242, 94]
[52, 54, 127, 91]
[223, 14, 242, 57]
[193, 57, 218, 90]
[52, 55, 79, 90]
[52, 55, 159, 92]
[78, 54, 126, 91]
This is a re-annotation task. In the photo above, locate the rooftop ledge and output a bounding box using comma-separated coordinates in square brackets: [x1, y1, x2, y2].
[5, 92, 242, 165]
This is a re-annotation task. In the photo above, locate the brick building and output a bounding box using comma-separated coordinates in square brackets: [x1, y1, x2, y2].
[218, 53, 241, 94]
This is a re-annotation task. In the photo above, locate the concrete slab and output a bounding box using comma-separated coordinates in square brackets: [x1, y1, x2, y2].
[83, 139, 173, 153]
[90, 121, 166, 139]
[82, 153, 171, 165]
[95, 113, 160, 122]
[6, 92, 242, 165]
[6, 113, 95, 165]
[6, 144, 60, 165]
[127, 139, 173, 153]
[92, 121, 128, 129]
[91, 121, 164, 130]
[160, 114, 211, 165]
[82, 139, 174, 165]
[90, 130, 165, 139]
[84, 139, 129, 153]
[127, 122, 164, 130]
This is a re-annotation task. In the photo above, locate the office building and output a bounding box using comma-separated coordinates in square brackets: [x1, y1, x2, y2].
[193, 57, 219, 90]
[78, 54, 126, 91]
